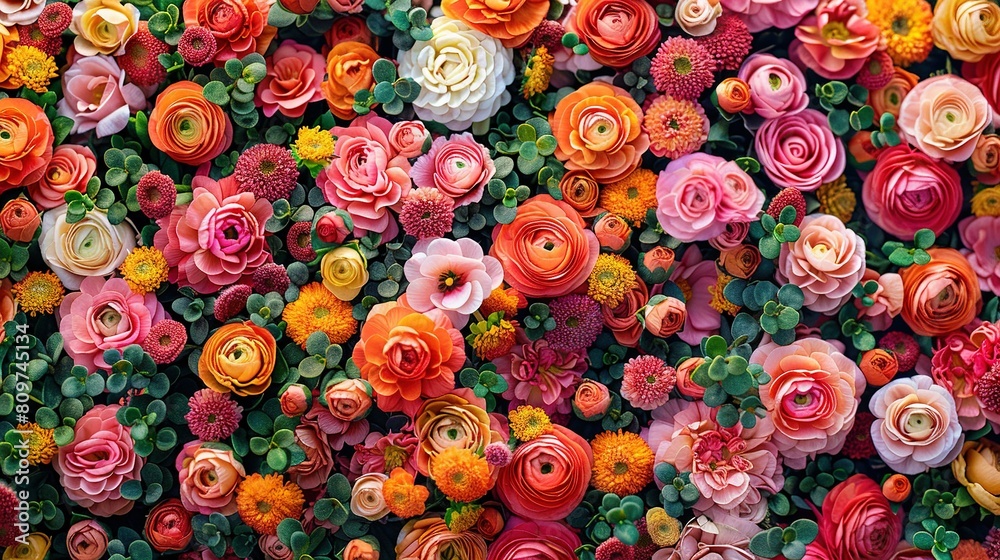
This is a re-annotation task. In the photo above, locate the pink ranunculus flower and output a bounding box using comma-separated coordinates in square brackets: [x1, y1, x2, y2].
[653, 513, 760, 560]
[789, 0, 881, 80]
[719, 0, 817, 32]
[411, 133, 495, 207]
[27, 145, 97, 210]
[870, 375, 965, 474]
[256, 40, 325, 119]
[670, 246, 721, 346]
[304, 397, 370, 451]
[930, 329, 989, 431]
[403, 237, 504, 328]
[57, 55, 147, 138]
[737, 54, 809, 120]
[54, 405, 145, 517]
[318, 115, 412, 241]
[388, 121, 429, 158]
[897, 74, 991, 163]
[755, 108, 845, 191]
[968, 322, 1000, 429]
[0, 0, 43, 25]
[645, 399, 783, 522]
[176, 441, 246, 516]
[154, 175, 272, 294]
[58, 276, 166, 373]
[655, 153, 764, 242]
[486, 518, 581, 560]
[959, 215, 1000, 294]
[777, 214, 866, 315]
[751, 338, 866, 469]
[495, 338, 588, 417]
[855, 268, 904, 331]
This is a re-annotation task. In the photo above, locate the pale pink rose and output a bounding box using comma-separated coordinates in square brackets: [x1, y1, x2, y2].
[0, 0, 42, 26]
[27, 145, 97, 210]
[326, 0, 363, 13]
[57, 55, 146, 137]
[653, 513, 759, 560]
[388, 121, 429, 158]
[719, 0, 817, 32]
[645, 399, 783, 522]
[789, 0, 881, 80]
[777, 214, 866, 314]
[931, 330, 988, 431]
[411, 133, 494, 207]
[669, 246, 721, 346]
[287, 416, 336, 491]
[154, 175, 272, 294]
[655, 153, 763, 242]
[403, 237, 504, 328]
[751, 338, 866, 469]
[54, 405, 144, 516]
[755, 108, 845, 191]
[855, 268, 904, 331]
[959, 215, 1000, 294]
[738, 54, 809, 120]
[176, 441, 246, 515]
[897, 74, 991, 162]
[870, 375, 965, 474]
[318, 115, 412, 240]
[58, 276, 166, 373]
[256, 40, 325, 119]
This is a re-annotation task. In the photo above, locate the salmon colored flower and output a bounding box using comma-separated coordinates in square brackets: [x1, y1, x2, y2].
[899, 248, 982, 337]
[817, 475, 903, 560]
[855, 268, 904, 332]
[790, 0, 882, 80]
[897, 74, 991, 162]
[568, 0, 661, 68]
[257, 40, 325, 119]
[199, 321, 277, 397]
[882, 474, 911, 502]
[181, 0, 277, 62]
[869, 68, 919, 120]
[320, 41, 377, 121]
[931, 0, 1000, 62]
[0, 198, 39, 243]
[0, 98, 52, 195]
[148, 81, 233, 167]
[26, 145, 96, 210]
[441, 0, 548, 47]
[486, 518, 581, 560]
[396, 517, 487, 560]
[777, 214, 867, 314]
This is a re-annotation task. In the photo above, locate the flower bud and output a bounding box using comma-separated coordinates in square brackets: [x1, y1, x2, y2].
[860, 348, 898, 387]
[716, 77, 752, 114]
[593, 213, 632, 253]
[280, 384, 311, 417]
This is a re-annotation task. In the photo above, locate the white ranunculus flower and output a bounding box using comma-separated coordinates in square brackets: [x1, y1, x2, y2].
[397, 17, 515, 131]
[39, 205, 137, 290]
[675, 0, 723, 36]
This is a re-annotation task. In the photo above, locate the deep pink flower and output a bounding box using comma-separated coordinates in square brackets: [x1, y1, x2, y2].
[719, 0, 817, 32]
[59, 276, 166, 373]
[154, 175, 273, 294]
[495, 338, 587, 416]
[486, 518, 581, 560]
[670, 247, 721, 346]
[411, 133, 494, 207]
[755, 108, 845, 192]
[349, 430, 420, 478]
[403, 238, 504, 328]
[256, 40, 325, 119]
[789, 0, 881, 80]
[303, 398, 369, 451]
[287, 414, 336, 491]
[930, 329, 988, 431]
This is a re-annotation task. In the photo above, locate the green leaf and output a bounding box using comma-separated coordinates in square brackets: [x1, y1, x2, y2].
[828, 109, 851, 136]
[704, 335, 727, 358]
[372, 81, 397, 104]
[912, 532, 935, 550]
[267, 447, 289, 470]
[750, 528, 785, 558]
[120, 479, 143, 500]
[914, 228, 935, 250]
[789, 520, 818, 544]
[372, 58, 397, 83]
[203, 81, 230, 106]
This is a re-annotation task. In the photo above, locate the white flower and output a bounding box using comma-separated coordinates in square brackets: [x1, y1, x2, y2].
[40, 205, 137, 290]
[398, 17, 514, 131]
[675, 0, 723, 37]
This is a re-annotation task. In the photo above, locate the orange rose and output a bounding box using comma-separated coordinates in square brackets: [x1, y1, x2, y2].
[182, 0, 277, 62]
[148, 81, 233, 166]
[718, 244, 761, 279]
[441, 0, 548, 47]
[881, 474, 911, 502]
[600, 277, 648, 347]
[573, 379, 611, 419]
[321, 377, 373, 422]
[569, 0, 661, 68]
[414, 390, 505, 476]
[643, 296, 687, 338]
[198, 321, 277, 396]
[859, 348, 898, 387]
[593, 213, 632, 252]
[675, 357, 706, 398]
[0, 198, 39, 242]
[558, 170, 601, 217]
[716, 77, 753, 114]
[900, 248, 982, 337]
[344, 539, 380, 560]
[26, 144, 97, 210]
[0, 98, 53, 194]
[489, 195, 600, 298]
[869, 68, 919, 120]
[550, 82, 649, 183]
[321, 41, 377, 121]
[847, 130, 883, 171]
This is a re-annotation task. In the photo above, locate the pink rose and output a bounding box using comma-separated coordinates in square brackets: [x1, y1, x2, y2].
[318, 115, 412, 240]
[411, 133, 494, 207]
[756, 108, 845, 191]
[26, 145, 97, 210]
[54, 405, 144, 516]
[789, 0, 881, 80]
[388, 121, 429, 158]
[931, 330, 987, 431]
[486, 518, 581, 560]
[655, 153, 764, 242]
[176, 441, 246, 515]
[57, 55, 146, 137]
[719, 0, 818, 32]
[960, 215, 1000, 294]
[256, 40, 325, 119]
[751, 338, 866, 469]
[316, 210, 352, 244]
[66, 520, 109, 560]
[861, 144, 963, 238]
[58, 276, 166, 373]
[326, 0, 363, 13]
[817, 475, 903, 560]
[897, 74, 991, 162]
[738, 54, 809, 120]
[855, 268, 903, 331]
[777, 214, 866, 314]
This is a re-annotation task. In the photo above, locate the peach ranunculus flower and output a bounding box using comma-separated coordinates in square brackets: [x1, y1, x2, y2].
[0, 0, 41, 26]
[489, 195, 600, 298]
[441, 0, 548, 47]
[932, 0, 1000, 63]
[182, 0, 277, 62]
[495, 425, 593, 521]
[951, 439, 1000, 514]
[148, 81, 233, 167]
[959, 215, 1000, 294]
[26, 145, 97, 210]
[70, 0, 140, 56]
[869, 68, 919, 120]
[870, 375, 965, 474]
[199, 321, 277, 396]
[0, 198, 39, 243]
[750, 338, 866, 469]
[567, 0, 661, 68]
[790, 0, 882, 80]
[39, 205, 136, 291]
[897, 74, 991, 162]
[352, 301, 466, 416]
[972, 134, 1000, 185]
[899, 248, 982, 337]
[550, 82, 650, 183]
[776, 214, 866, 315]
[413, 389, 507, 476]
[350, 473, 390, 521]
[854, 268, 904, 331]
[57, 55, 146, 138]
[0, 98, 52, 195]
[256, 40, 325, 119]
[175, 441, 246, 515]
[396, 517, 487, 560]
[320, 41, 377, 121]
[65, 520, 108, 560]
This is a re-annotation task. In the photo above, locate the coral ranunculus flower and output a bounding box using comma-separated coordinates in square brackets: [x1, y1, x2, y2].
[257, 40, 325, 119]
[489, 195, 599, 298]
[320, 41, 377, 121]
[148, 81, 234, 167]
[181, 0, 277, 62]
[549, 82, 649, 184]
[0, 98, 52, 195]
[568, 0, 661, 68]
[486, 518, 582, 560]
[441, 0, 548, 47]
[789, 0, 882, 80]
[199, 321, 277, 396]
[352, 301, 466, 416]
[817, 475, 903, 560]
[899, 248, 982, 337]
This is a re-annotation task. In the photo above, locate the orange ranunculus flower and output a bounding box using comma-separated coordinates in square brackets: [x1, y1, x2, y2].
[321, 41, 377, 121]
[352, 301, 466, 417]
[869, 68, 919, 120]
[198, 321, 277, 396]
[716, 77, 753, 114]
[900, 248, 982, 338]
[413, 389, 506, 476]
[558, 170, 601, 217]
[182, 0, 277, 62]
[0, 24, 18, 87]
[441, 0, 548, 47]
[550, 82, 649, 183]
[932, 0, 1000, 63]
[489, 195, 600, 298]
[148, 81, 233, 167]
[569, 0, 661, 68]
[0, 98, 53, 195]
[0, 198, 40, 242]
[882, 474, 911, 502]
[396, 517, 487, 560]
